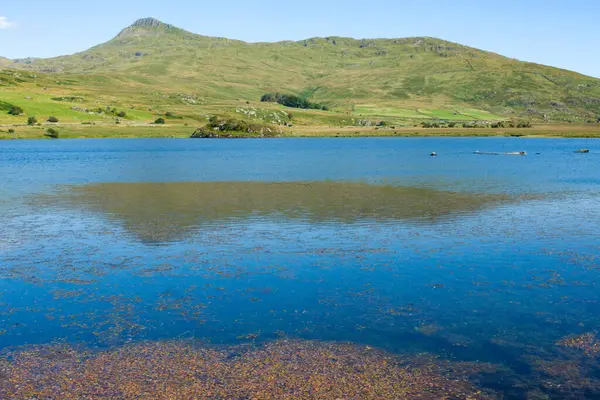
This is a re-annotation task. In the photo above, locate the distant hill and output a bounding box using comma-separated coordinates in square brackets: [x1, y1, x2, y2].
[2, 18, 600, 125]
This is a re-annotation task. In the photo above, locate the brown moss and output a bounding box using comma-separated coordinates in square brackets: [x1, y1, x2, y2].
[0, 340, 491, 399]
[557, 332, 600, 356]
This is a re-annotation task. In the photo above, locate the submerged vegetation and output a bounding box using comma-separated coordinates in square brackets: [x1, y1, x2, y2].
[0, 340, 492, 399]
[558, 333, 600, 356]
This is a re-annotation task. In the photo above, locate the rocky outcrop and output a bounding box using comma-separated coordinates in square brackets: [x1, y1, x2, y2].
[130, 18, 172, 28]
[190, 118, 283, 138]
[116, 18, 175, 38]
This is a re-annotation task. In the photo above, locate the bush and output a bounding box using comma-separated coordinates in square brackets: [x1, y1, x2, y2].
[154, 117, 165, 124]
[52, 96, 84, 102]
[45, 128, 59, 138]
[8, 128, 15, 134]
[47, 116, 59, 123]
[260, 92, 329, 110]
[117, 111, 127, 118]
[165, 111, 183, 119]
[260, 93, 278, 102]
[517, 121, 532, 128]
[8, 106, 23, 116]
[27, 116, 38, 125]
[447, 122, 456, 128]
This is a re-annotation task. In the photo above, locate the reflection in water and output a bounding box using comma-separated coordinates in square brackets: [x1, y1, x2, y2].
[44, 181, 512, 243]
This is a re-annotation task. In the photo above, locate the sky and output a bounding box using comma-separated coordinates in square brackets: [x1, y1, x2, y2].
[0, 0, 599, 77]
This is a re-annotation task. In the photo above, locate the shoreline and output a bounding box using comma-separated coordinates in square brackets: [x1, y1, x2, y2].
[1, 124, 600, 140]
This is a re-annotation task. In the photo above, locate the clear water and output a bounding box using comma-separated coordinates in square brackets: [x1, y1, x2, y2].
[1, 138, 600, 398]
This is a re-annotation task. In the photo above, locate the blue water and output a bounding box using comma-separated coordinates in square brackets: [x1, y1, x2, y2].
[1, 138, 600, 397]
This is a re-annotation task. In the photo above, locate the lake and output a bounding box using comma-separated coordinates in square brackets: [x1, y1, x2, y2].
[1, 138, 600, 399]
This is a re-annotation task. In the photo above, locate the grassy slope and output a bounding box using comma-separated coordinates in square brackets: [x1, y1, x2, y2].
[1, 18, 600, 137]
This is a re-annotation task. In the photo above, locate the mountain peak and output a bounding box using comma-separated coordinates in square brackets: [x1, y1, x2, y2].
[130, 18, 171, 28]
[115, 18, 177, 39]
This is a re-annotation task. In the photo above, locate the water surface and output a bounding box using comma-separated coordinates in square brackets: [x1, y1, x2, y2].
[1, 138, 600, 398]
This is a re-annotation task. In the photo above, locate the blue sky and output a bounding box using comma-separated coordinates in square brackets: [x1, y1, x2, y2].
[1, 0, 599, 77]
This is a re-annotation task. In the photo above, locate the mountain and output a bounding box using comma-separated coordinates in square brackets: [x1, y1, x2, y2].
[2, 18, 600, 126]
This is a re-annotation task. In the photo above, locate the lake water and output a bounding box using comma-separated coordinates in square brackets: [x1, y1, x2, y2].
[1, 138, 600, 398]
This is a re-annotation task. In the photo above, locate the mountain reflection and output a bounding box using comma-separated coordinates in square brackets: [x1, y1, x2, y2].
[48, 181, 511, 243]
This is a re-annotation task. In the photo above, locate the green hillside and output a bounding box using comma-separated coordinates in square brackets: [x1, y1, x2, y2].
[1, 17, 600, 130]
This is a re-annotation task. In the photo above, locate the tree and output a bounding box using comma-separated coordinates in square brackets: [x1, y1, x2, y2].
[27, 116, 38, 125]
[8, 128, 15, 134]
[45, 128, 59, 139]
[8, 106, 23, 116]
[154, 117, 166, 124]
[47, 116, 59, 123]
[117, 111, 127, 118]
